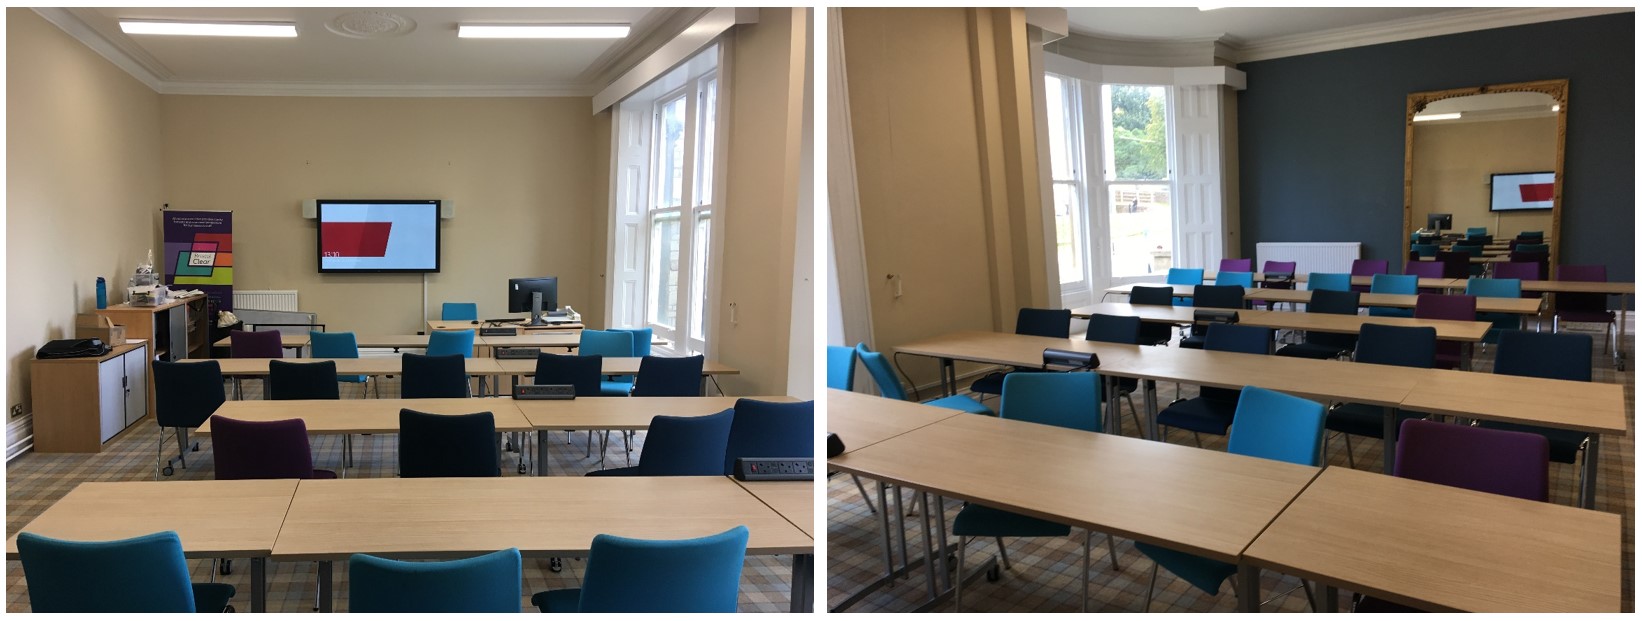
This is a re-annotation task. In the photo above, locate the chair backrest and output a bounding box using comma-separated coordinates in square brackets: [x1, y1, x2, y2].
[1518, 230, 1543, 239]
[1555, 264, 1609, 313]
[1166, 268, 1205, 286]
[632, 409, 735, 476]
[1227, 386, 1325, 467]
[1307, 272, 1352, 292]
[398, 409, 499, 477]
[1084, 314, 1142, 345]
[268, 360, 341, 400]
[1414, 293, 1476, 322]
[1204, 323, 1272, 355]
[1514, 243, 1549, 253]
[1306, 289, 1360, 315]
[1129, 285, 1176, 306]
[440, 302, 479, 322]
[1494, 330, 1591, 382]
[1410, 243, 1439, 257]
[1402, 260, 1445, 278]
[1260, 260, 1296, 276]
[578, 330, 635, 358]
[308, 331, 360, 359]
[826, 346, 857, 390]
[1354, 324, 1436, 368]
[426, 329, 476, 358]
[1350, 259, 1390, 278]
[151, 360, 226, 429]
[401, 353, 470, 398]
[534, 353, 604, 396]
[1455, 237, 1483, 247]
[1217, 258, 1253, 273]
[855, 345, 908, 401]
[1492, 261, 1542, 281]
[230, 329, 284, 358]
[349, 548, 521, 613]
[1370, 273, 1418, 295]
[723, 399, 815, 474]
[632, 355, 706, 397]
[210, 415, 318, 480]
[576, 526, 749, 613]
[1465, 227, 1488, 237]
[1466, 278, 1521, 299]
[1216, 271, 1255, 289]
[1395, 419, 1549, 502]
[1192, 284, 1245, 310]
[1433, 252, 1470, 279]
[999, 372, 1102, 433]
[1451, 244, 1482, 257]
[17, 531, 197, 612]
[609, 327, 655, 357]
[1015, 307, 1072, 338]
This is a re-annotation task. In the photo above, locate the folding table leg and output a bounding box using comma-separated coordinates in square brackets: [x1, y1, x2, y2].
[1580, 435, 1600, 509]
[1235, 564, 1260, 612]
[250, 557, 266, 613]
[317, 561, 334, 612]
[1381, 406, 1397, 474]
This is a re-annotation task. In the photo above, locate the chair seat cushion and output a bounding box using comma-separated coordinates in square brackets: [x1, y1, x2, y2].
[599, 380, 633, 396]
[1156, 397, 1235, 436]
[311, 469, 338, 480]
[1275, 342, 1348, 360]
[192, 582, 237, 613]
[952, 504, 1070, 538]
[586, 466, 639, 477]
[531, 588, 581, 613]
[1476, 421, 1586, 463]
[1133, 541, 1236, 595]
[1324, 405, 1422, 440]
[969, 372, 1007, 395]
[924, 394, 993, 416]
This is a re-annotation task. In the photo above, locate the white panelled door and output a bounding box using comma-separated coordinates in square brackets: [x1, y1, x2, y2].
[611, 99, 651, 329]
[1170, 84, 1224, 271]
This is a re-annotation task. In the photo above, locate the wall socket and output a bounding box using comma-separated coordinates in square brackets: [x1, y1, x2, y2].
[9, 404, 23, 419]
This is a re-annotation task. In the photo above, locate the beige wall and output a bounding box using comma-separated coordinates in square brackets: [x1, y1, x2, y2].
[1411, 116, 1556, 239]
[159, 96, 599, 334]
[6, 9, 164, 422]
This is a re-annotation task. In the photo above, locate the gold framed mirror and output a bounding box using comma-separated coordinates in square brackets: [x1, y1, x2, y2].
[1403, 79, 1567, 276]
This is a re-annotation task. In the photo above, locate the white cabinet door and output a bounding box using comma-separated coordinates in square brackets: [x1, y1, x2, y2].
[98, 358, 125, 443]
[123, 347, 148, 427]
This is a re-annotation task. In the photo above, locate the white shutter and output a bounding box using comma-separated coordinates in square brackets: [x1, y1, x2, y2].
[1170, 84, 1224, 270]
[611, 100, 651, 328]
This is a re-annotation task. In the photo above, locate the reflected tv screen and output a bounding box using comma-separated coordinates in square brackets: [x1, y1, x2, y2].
[1490, 172, 1555, 212]
[317, 200, 441, 273]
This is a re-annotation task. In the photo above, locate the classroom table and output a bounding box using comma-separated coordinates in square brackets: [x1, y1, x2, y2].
[1454, 278, 1635, 370]
[519, 395, 794, 475]
[270, 476, 814, 612]
[1070, 303, 1492, 343]
[827, 389, 963, 454]
[428, 319, 583, 332]
[1242, 467, 1620, 612]
[734, 478, 817, 612]
[1102, 284, 1544, 315]
[828, 412, 1321, 612]
[213, 333, 309, 355]
[479, 332, 668, 355]
[6, 480, 297, 613]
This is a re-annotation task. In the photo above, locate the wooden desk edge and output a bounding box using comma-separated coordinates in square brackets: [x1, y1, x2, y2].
[730, 477, 816, 540]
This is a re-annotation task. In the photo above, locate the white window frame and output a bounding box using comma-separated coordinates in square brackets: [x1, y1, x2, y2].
[1093, 82, 1175, 285]
[1045, 72, 1096, 308]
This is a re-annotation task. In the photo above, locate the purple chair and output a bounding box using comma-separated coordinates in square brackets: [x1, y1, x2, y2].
[1554, 265, 1617, 353]
[210, 416, 335, 480]
[229, 330, 283, 358]
[1260, 260, 1297, 286]
[1349, 259, 1389, 293]
[1402, 260, 1444, 279]
[1492, 261, 1543, 284]
[1508, 250, 1549, 280]
[1217, 258, 1252, 274]
[1414, 294, 1476, 369]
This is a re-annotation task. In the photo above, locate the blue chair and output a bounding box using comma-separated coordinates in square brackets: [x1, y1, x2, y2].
[952, 372, 1109, 611]
[723, 399, 814, 475]
[1325, 324, 1435, 468]
[857, 343, 991, 415]
[1129, 286, 1177, 345]
[588, 409, 734, 476]
[1085, 314, 1147, 436]
[1135, 386, 1324, 611]
[151, 360, 226, 478]
[426, 329, 475, 358]
[1465, 227, 1488, 238]
[632, 355, 705, 397]
[401, 353, 470, 398]
[1274, 289, 1359, 360]
[827, 345, 857, 390]
[1477, 330, 1596, 504]
[1367, 274, 1417, 318]
[580, 330, 636, 396]
[1177, 285, 1247, 349]
[1467, 278, 1523, 344]
[532, 526, 749, 613]
[534, 353, 603, 396]
[1306, 272, 1352, 293]
[399, 409, 500, 478]
[310, 331, 371, 396]
[969, 308, 1072, 397]
[16, 531, 235, 612]
[349, 548, 521, 613]
[440, 302, 478, 322]
[1167, 268, 1205, 306]
[1155, 324, 1272, 443]
[1216, 271, 1254, 289]
[1515, 243, 1549, 254]
[1410, 243, 1439, 258]
[607, 327, 653, 390]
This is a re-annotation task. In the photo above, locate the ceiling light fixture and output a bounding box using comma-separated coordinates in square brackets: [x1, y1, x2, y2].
[1412, 112, 1462, 122]
[119, 20, 297, 37]
[457, 24, 630, 39]
[1198, 7, 1225, 11]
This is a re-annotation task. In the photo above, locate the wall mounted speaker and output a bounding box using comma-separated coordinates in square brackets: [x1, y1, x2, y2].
[301, 199, 317, 219]
[441, 200, 454, 219]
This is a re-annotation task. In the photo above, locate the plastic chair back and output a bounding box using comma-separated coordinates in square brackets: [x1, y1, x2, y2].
[1350, 259, 1390, 277]
[999, 372, 1101, 433]
[1085, 314, 1141, 344]
[440, 302, 478, 322]
[826, 346, 857, 390]
[1216, 271, 1254, 289]
[1495, 330, 1591, 382]
[1465, 227, 1488, 237]
[1395, 419, 1549, 501]
[1015, 308, 1072, 338]
[151, 361, 226, 429]
[1414, 294, 1476, 322]
[1166, 268, 1204, 286]
[632, 355, 706, 397]
[1261, 261, 1297, 277]
[1307, 272, 1351, 292]
[1493, 262, 1542, 281]
[629, 409, 735, 476]
[230, 330, 284, 358]
[401, 353, 470, 398]
[1403, 260, 1444, 279]
[426, 329, 475, 358]
[310, 331, 365, 383]
[1410, 244, 1439, 258]
[609, 327, 654, 357]
[1555, 265, 1610, 315]
[1515, 243, 1549, 254]
[1355, 324, 1436, 368]
[1192, 284, 1244, 309]
[350, 548, 521, 613]
[1217, 258, 1253, 273]
[398, 409, 499, 477]
[1129, 285, 1176, 306]
[1307, 289, 1360, 315]
[578, 330, 634, 358]
[1466, 278, 1521, 299]
[1205, 323, 1272, 355]
[268, 360, 340, 400]
[1370, 274, 1418, 295]
[723, 399, 814, 474]
[1433, 252, 1470, 279]
[17, 531, 196, 612]
[855, 345, 908, 401]
[534, 353, 603, 396]
[211, 416, 319, 480]
[575, 526, 749, 613]
[1227, 386, 1325, 466]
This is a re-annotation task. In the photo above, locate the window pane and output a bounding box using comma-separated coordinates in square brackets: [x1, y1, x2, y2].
[1053, 182, 1083, 285]
[647, 212, 681, 328]
[1045, 76, 1071, 181]
[689, 211, 711, 341]
[656, 96, 686, 209]
[1103, 85, 1169, 182]
[696, 79, 717, 206]
[1107, 184, 1172, 278]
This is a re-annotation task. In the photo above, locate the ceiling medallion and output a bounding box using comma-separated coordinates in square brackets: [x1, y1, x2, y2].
[325, 11, 417, 39]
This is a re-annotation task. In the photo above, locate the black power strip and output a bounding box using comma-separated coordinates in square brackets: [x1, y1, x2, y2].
[495, 347, 540, 359]
[480, 327, 519, 336]
[514, 384, 575, 400]
[734, 458, 814, 481]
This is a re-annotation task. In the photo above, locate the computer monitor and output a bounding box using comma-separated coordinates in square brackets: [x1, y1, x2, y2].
[1426, 213, 1452, 233]
[507, 277, 558, 326]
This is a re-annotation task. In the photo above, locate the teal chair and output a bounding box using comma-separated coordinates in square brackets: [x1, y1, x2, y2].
[1515, 243, 1549, 254]
[580, 330, 636, 396]
[826, 345, 856, 390]
[426, 329, 475, 358]
[606, 327, 652, 397]
[1367, 274, 1417, 318]
[532, 526, 749, 612]
[1216, 271, 1254, 289]
[1306, 272, 1351, 292]
[16, 531, 235, 612]
[1465, 227, 1488, 238]
[1134, 386, 1325, 612]
[856, 343, 991, 415]
[350, 548, 521, 612]
[440, 302, 478, 321]
[952, 372, 1114, 612]
[1167, 268, 1204, 306]
[1410, 243, 1439, 258]
[1467, 278, 1523, 344]
[310, 331, 372, 397]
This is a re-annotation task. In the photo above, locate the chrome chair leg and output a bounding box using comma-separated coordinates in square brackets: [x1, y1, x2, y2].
[1343, 434, 1356, 469]
[1106, 532, 1120, 571]
[1143, 563, 1159, 612]
[1083, 530, 1093, 613]
[851, 475, 877, 514]
[954, 535, 965, 611]
[994, 536, 1010, 570]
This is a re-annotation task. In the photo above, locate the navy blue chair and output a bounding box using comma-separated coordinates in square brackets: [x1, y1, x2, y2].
[1275, 289, 1360, 360]
[398, 409, 500, 478]
[588, 409, 734, 477]
[400, 353, 470, 398]
[16, 531, 235, 612]
[826, 345, 857, 390]
[1084, 313, 1146, 435]
[532, 526, 749, 613]
[1477, 330, 1595, 504]
[534, 353, 603, 396]
[1129, 286, 1178, 345]
[1325, 323, 1435, 468]
[969, 308, 1073, 397]
[631, 355, 705, 397]
[269, 360, 341, 400]
[440, 302, 478, 321]
[723, 399, 814, 475]
[1177, 285, 1246, 349]
[350, 548, 521, 612]
[856, 343, 991, 415]
[151, 360, 226, 478]
[1155, 324, 1272, 443]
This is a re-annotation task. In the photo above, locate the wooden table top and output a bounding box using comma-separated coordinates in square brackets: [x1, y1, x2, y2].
[213, 334, 309, 349]
[518, 396, 795, 430]
[480, 333, 670, 348]
[198, 356, 508, 376]
[829, 414, 1320, 563]
[269, 476, 813, 561]
[494, 357, 740, 376]
[1070, 303, 1492, 342]
[6, 480, 296, 559]
[827, 389, 964, 454]
[895, 331, 1143, 370]
[429, 320, 583, 332]
[198, 398, 533, 435]
[1105, 284, 1537, 313]
[1397, 370, 1627, 435]
[734, 479, 815, 538]
[1243, 467, 1621, 612]
[1415, 254, 1512, 263]
[1452, 279, 1634, 295]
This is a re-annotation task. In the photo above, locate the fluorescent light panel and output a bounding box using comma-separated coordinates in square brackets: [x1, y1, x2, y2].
[1412, 112, 1462, 122]
[458, 24, 630, 39]
[119, 20, 297, 37]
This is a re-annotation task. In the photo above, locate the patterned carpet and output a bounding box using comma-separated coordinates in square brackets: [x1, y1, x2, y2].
[5, 376, 799, 613]
[828, 326, 1635, 613]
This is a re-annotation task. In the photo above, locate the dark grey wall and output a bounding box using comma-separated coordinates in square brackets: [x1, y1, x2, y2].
[1237, 13, 1634, 281]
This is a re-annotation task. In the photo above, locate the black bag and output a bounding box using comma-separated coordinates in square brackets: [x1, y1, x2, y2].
[37, 338, 110, 359]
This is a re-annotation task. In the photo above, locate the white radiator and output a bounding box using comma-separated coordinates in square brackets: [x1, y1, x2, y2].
[1255, 242, 1361, 275]
[233, 290, 300, 311]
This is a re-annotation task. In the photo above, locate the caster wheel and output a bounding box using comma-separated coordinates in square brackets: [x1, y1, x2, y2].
[985, 565, 1001, 582]
[505, 441, 515, 452]
[517, 463, 528, 474]
[549, 558, 563, 573]
[223, 605, 235, 613]
[163, 466, 175, 477]
[220, 559, 233, 575]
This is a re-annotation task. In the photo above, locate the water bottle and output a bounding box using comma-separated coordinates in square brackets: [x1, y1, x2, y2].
[95, 277, 107, 309]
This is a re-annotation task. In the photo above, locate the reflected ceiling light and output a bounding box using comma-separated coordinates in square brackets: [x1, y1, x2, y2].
[119, 20, 297, 37]
[457, 24, 630, 39]
[1199, 7, 1224, 10]
[1412, 112, 1462, 122]
[1551, 104, 1561, 112]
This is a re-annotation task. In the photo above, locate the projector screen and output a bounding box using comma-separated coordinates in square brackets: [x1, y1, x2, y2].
[1490, 172, 1556, 212]
[317, 200, 441, 273]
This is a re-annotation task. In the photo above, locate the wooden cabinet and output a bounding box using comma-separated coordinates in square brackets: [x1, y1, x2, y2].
[31, 343, 148, 453]
[97, 296, 209, 362]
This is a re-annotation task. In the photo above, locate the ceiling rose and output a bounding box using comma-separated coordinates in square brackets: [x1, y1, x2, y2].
[325, 11, 417, 39]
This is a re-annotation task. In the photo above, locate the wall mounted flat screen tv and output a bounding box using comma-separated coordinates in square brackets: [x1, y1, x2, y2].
[317, 200, 441, 273]
[1490, 172, 1556, 212]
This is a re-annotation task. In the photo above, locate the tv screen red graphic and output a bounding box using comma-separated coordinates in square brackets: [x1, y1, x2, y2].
[321, 222, 393, 258]
[1490, 172, 1555, 212]
[1518, 183, 1554, 203]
